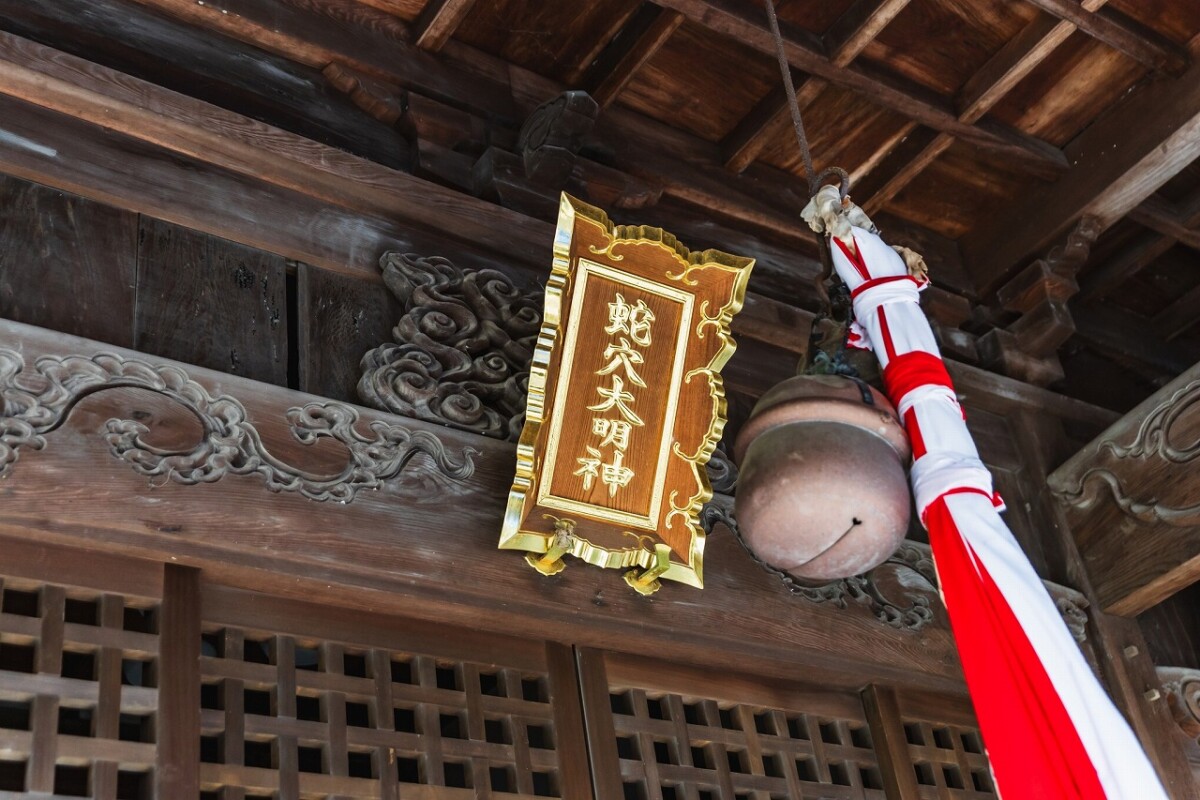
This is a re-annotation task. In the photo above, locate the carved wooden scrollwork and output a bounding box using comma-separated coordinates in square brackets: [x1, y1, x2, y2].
[703, 501, 1091, 637]
[1051, 378, 1200, 525]
[358, 253, 541, 442]
[359, 251, 738, 492]
[0, 348, 475, 502]
[703, 503, 937, 632]
[1158, 666, 1200, 739]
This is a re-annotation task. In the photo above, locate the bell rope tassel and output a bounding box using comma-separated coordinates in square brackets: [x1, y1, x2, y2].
[810, 187, 1167, 799]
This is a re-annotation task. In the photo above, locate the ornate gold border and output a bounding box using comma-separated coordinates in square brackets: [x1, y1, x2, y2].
[499, 193, 753, 589]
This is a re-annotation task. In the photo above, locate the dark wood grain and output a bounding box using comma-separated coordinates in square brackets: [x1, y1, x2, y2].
[584, 5, 684, 109]
[297, 264, 401, 404]
[0, 0, 409, 169]
[963, 53, 1200, 295]
[862, 685, 921, 799]
[157, 564, 201, 799]
[0, 175, 136, 347]
[575, 649, 623, 800]
[412, 0, 477, 51]
[546, 643, 596, 800]
[135, 218, 289, 386]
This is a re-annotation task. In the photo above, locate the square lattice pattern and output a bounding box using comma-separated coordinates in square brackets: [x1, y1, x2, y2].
[608, 687, 887, 800]
[902, 720, 996, 799]
[0, 577, 160, 798]
[197, 626, 564, 799]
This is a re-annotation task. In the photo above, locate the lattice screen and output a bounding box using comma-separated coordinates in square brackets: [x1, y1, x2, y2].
[607, 687, 886, 800]
[0, 576, 160, 798]
[900, 719, 996, 799]
[196, 625, 567, 799]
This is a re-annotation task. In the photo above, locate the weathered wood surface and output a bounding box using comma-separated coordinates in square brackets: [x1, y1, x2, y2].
[1049, 359, 1200, 615]
[136, 218, 290, 387]
[0, 174, 137, 348]
[0, 317, 967, 694]
[963, 54, 1200, 295]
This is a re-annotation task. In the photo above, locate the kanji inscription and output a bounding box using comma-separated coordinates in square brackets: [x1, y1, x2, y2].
[499, 194, 753, 593]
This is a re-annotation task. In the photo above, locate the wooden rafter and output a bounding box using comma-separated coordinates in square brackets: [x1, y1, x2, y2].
[824, 0, 913, 68]
[962, 55, 1200, 295]
[411, 0, 477, 52]
[1021, 0, 1188, 74]
[859, 2, 1111, 214]
[584, 4, 684, 109]
[720, 77, 826, 174]
[648, 0, 1068, 178]
[720, 0, 910, 175]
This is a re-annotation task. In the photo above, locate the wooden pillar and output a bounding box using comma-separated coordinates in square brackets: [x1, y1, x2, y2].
[156, 564, 201, 799]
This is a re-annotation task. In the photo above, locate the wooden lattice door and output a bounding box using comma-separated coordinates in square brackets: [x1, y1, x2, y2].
[575, 649, 997, 800]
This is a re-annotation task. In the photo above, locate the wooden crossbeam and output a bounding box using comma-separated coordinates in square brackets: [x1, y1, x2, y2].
[1076, 230, 1176, 302]
[1020, 0, 1188, 74]
[721, 0, 911, 175]
[824, 0, 913, 68]
[1153, 282, 1200, 341]
[650, 0, 1067, 178]
[963, 55, 1200, 295]
[857, 3, 1110, 215]
[411, 0, 477, 52]
[584, 4, 684, 109]
[720, 77, 826, 174]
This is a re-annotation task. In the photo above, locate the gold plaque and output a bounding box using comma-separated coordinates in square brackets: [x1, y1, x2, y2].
[499, 193, 753, 593]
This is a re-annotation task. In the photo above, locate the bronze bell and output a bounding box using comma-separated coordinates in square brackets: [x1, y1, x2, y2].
[733, 374, 912, 582]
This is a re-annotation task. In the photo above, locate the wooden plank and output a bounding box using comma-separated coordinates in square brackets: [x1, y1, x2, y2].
[649, 0, 1068, 178]
[157, 564, 201, 799]
[1076, 229, 1176, 302]
[721, 78, 826, 174]
[123, 0, 518, 121]
[1019, 0, 1188, 74]
[135, 218, 289, 386]
[1072, 303, 1200, 377]
[412, 0, 477, 51]
[861, 685, 921, 800]
[1127, 197, 1200, 250]
[0, 175, 136, 347]
[0, 0, 409, 169]
[824, 0, 913, 68]
[575, 649, 623, 800]
[963, 54, 1200, 295]
[0, 318, 970, 694]
[1152, 281, 1200, 341]
[586, 5, 684, 109]
[297, 264, 401, 404]
[545, 644, 595, 800]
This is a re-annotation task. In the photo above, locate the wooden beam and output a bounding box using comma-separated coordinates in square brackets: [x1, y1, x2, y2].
[0, 0, 410, 168]
[1076, 229, 1176, 302]
[1072, 303, 1200, 377]
[1020, 0, 1189, 75]
[824, 0, 913, 68]
[0, 318, 969, 694]
[861, 685, 922, 800]
[720, 78, 825, 174]
[411, 0, 476, 52]
[962, 55, 1200, 295]
[157, 565, 201, 799]
[1050, 359, 1200, 616]
[585, 5, 684, 109]
[1127, 195, 1200, 250]
[647, 0, 1068, 178]
[859, 3, 1108, 215]
[721, 0, 903, 174]
[1152, 282, 1200, 340]
[122, 0, 519, 121]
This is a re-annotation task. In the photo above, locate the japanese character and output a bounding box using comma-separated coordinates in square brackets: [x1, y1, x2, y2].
[597, 337, 646, 387]
[601, 450, 635, 496]
[605, 293, 655, 347]
[588, 374, 644, 426]
[574, 446, 602, 490]
[592, 417, 633, 450]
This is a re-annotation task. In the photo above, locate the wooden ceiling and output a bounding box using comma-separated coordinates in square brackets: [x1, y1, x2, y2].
[3, 0, 1200, 411]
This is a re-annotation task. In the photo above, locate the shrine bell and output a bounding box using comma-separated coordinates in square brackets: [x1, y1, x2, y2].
[733, 374, 911, 582]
